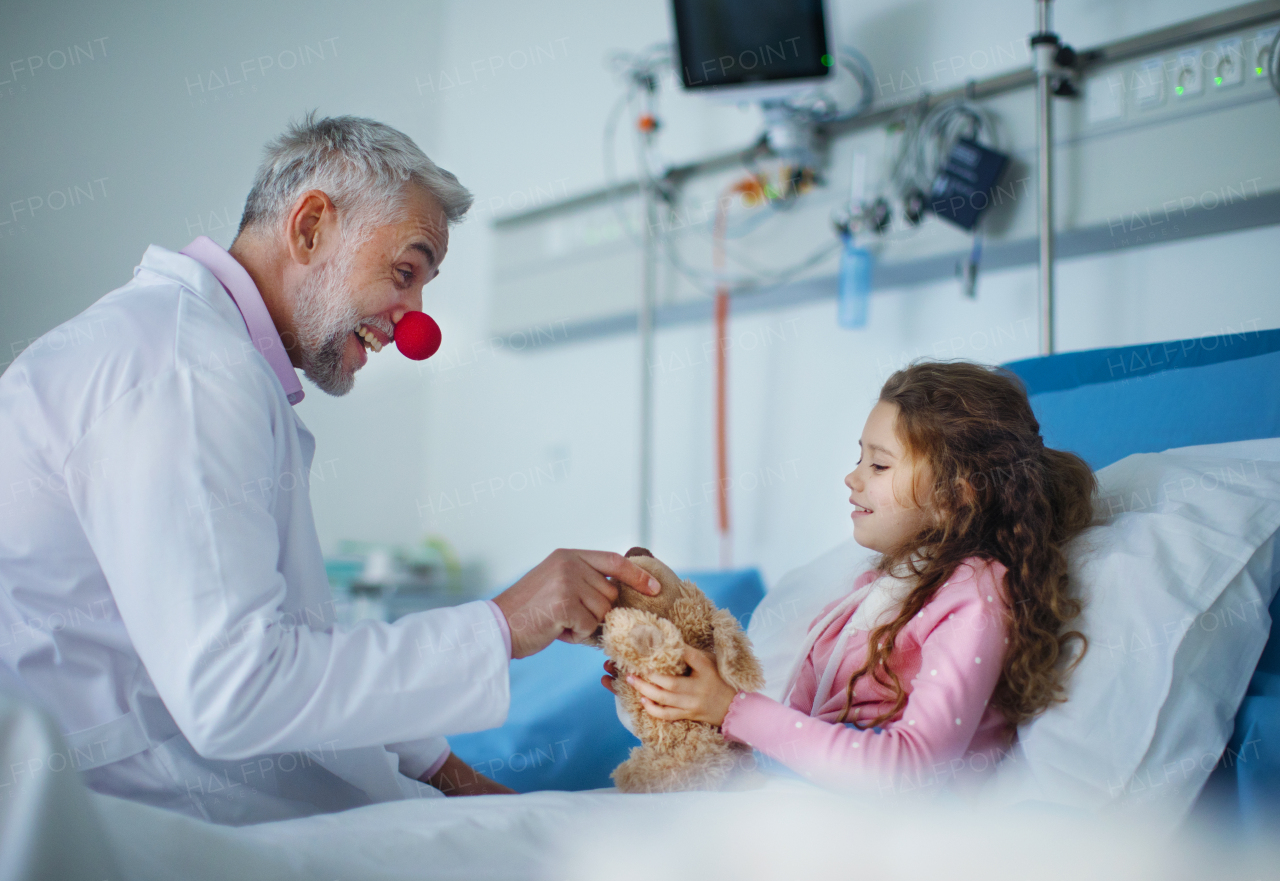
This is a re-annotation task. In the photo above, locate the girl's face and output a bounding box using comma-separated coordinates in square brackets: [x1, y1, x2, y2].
[844, 401, 934, 553]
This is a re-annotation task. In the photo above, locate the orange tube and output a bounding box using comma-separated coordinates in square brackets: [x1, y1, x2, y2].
[712, 194, 731, 564]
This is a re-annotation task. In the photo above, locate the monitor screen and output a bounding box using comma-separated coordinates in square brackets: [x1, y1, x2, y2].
[671, 0, 831, 90]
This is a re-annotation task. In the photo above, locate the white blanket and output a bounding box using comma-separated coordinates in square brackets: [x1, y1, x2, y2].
[89, 778, 1265, 881]
[2, 608, 1272, 881]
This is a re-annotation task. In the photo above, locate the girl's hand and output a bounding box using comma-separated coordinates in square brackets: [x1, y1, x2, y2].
[626, 647, 739, 727]
[601, 659, 619, 694]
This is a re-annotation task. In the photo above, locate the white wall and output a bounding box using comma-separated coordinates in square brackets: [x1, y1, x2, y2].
[3, 1, 1278, 595]
[0, 0, 457, 552]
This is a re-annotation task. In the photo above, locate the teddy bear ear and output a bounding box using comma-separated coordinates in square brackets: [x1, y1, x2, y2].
[624, 547, 653, 559]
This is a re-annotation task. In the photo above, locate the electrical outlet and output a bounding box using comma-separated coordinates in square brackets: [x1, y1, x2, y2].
[1086, 71, 1125, 123]
[1213, 37, 1244, 88]
[1135, 57, 1165, 109]
[1256, 27, 1278, 79]
[1173, 48, 1204, 97]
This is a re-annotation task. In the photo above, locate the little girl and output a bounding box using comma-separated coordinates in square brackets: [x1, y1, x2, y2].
[617, 361, 1096, 793]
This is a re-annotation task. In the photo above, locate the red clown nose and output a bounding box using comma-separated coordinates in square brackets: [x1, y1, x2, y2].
[394, 311, 442, 360]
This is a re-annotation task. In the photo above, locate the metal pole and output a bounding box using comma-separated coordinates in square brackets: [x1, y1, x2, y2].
[1033, 0, 1057, 355]
[638, 185, 657, 547]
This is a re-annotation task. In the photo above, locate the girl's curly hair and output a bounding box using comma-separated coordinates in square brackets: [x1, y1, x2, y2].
[836, 361, 1096, 730]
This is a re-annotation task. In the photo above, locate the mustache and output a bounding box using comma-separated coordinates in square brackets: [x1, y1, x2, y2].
[355, 316, 395, 339]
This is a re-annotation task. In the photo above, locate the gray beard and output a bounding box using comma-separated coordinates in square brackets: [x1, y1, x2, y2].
[293, 256, 361, 397]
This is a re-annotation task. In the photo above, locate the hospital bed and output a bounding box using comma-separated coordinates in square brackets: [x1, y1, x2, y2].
[450, 325, 1280, 826]
[2, 326, 1279, 881]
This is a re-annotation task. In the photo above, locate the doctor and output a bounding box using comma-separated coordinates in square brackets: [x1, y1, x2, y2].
[0, 114, 659, 825]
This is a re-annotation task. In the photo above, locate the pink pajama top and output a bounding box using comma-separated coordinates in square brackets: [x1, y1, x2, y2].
[721, 557, 1015, 793]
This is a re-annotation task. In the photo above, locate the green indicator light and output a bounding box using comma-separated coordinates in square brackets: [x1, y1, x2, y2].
[1258, 67, 1265, 75]
[821, 54, 833, 67]
[1214, 76, 1223, 84]
[1175, 86, 1184, 94]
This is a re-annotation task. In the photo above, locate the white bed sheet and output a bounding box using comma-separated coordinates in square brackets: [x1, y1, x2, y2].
[89, 778, 1271, 881]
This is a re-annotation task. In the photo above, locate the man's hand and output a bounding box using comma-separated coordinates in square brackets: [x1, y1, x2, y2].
[424, 752, 515, 797]
[492, 549, 661, 660]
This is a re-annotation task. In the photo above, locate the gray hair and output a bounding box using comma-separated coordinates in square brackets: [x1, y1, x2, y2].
[236, 112, 472, 242]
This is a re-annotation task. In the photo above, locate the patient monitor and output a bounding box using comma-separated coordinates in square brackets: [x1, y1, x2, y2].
[670, 0, 835, 165]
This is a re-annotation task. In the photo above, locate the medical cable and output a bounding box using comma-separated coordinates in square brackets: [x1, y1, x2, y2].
[1268, 30, 1280, 101]
[888, 98, 993, 204]
[782, 46, 876, 124]
[600, 47, 862, 298]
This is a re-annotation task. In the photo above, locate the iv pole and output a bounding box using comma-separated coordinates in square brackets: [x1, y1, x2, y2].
[1032, 0, 1059, 356]
[636, 80, 659, 549]
[638, 185, 656, 548]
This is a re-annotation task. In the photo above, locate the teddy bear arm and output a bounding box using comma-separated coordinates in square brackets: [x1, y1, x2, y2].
[711, 609, 766, 693]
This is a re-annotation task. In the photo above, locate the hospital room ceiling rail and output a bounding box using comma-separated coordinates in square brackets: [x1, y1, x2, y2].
[539, 188, 1280, 345]
[492, 0, 1280, 231]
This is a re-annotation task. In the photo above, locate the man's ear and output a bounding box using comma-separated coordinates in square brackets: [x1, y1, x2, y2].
[285, 189, 338, 266]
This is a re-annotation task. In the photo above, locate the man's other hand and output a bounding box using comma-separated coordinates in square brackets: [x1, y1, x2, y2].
[492, 549, 661, 659]
[425, 752, 515, 796]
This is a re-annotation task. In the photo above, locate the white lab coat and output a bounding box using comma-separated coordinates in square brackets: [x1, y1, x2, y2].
[0, 246, 510, 824]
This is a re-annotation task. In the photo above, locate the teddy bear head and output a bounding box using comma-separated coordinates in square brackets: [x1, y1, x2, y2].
[586, 546, 716, 652]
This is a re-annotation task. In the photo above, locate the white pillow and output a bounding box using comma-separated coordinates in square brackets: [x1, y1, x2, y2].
[747, 538, 875, 701]
[983, 442, 1280, 828]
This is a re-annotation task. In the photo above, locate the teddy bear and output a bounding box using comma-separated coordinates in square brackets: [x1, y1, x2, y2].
[590, 547, 765, 793]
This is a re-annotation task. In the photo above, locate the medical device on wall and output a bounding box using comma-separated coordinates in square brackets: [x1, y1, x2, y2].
[670, 0, 832, 96]
[929, 139, 1010, 230]
[670, 0, 863, 169]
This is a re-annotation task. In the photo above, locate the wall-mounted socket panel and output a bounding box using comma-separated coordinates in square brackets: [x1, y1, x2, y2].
[1087, 23, 1277, 129]
[1214, 36, 1244, 88]
[1086, 71, 1125, 123]
[1135, 57, 1165, 109]
[1174, 48, 1205, 97]
[1255, 27, 1278, 78]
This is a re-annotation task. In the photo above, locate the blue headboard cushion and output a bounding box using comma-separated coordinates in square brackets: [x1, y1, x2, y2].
[1003, 326, 1280, 470]
[1006, 325, 1280, 393]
